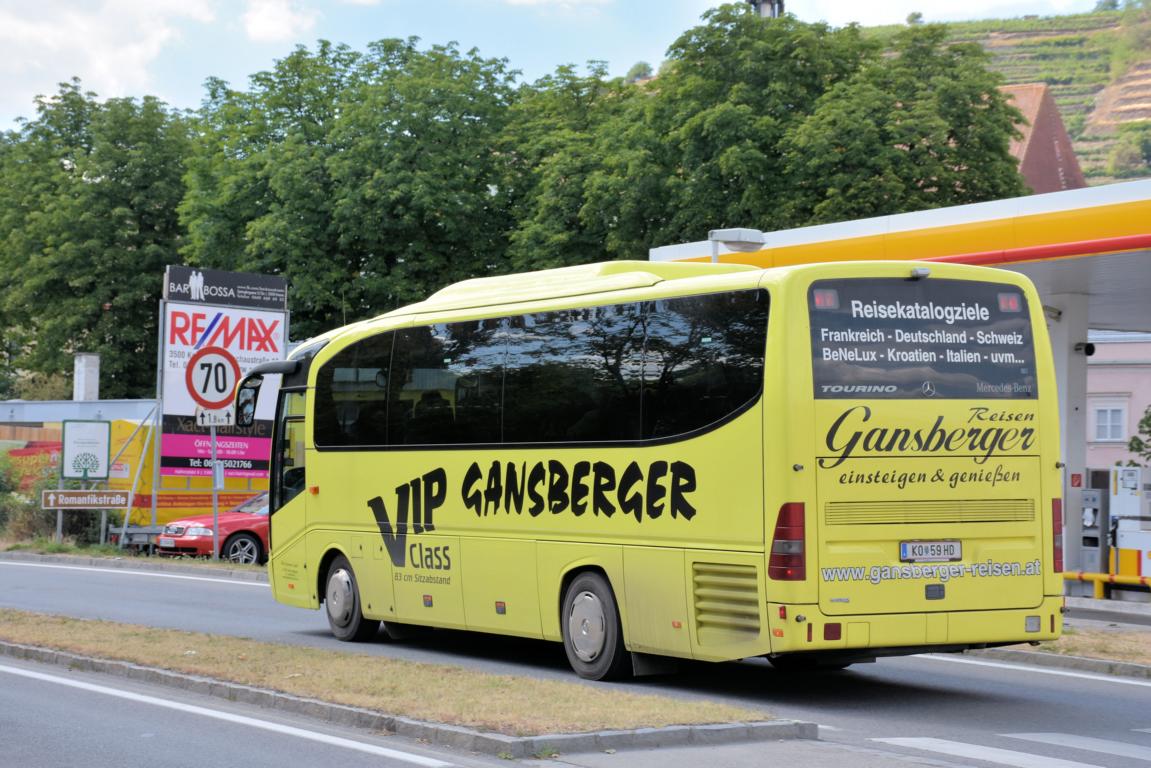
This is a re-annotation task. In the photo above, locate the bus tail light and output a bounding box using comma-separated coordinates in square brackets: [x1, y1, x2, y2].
[998, 292, 1023, 312]
[769, 502, 806, 581]
[1052, 498, 1064, 573]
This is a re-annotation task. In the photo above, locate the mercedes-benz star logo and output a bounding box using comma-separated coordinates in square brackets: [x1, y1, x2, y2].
[921, 381, 937, 397]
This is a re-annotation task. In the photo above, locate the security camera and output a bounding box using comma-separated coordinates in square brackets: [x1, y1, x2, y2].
[1073, 342, 1095, 356]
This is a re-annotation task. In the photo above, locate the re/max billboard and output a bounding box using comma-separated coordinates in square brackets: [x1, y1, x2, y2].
[159, 297, 287, 479]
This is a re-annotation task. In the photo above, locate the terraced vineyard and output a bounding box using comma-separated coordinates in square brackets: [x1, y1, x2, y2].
[869, 10, 1151, 183]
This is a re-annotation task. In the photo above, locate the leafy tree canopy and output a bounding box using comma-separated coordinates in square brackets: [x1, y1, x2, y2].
[181, 39, 517, 339]
[0, 80, 190, 398]
[2, 5, 1030, 394]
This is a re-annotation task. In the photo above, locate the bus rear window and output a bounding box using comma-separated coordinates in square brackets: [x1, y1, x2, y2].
[809, 277, 1036, 399]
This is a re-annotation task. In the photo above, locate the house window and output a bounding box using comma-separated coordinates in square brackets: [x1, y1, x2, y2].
[1094, 406, 1126, 442]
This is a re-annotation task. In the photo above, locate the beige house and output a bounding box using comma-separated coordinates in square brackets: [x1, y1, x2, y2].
[1086, 331, 1151, 469]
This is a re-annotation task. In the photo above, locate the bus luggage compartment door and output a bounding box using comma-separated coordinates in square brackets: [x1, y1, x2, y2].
[815, 456, 1045, 617]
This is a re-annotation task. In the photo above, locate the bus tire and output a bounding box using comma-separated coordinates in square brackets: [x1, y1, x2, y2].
[324, 555, 380, 642]
[561, 572, 630, 681]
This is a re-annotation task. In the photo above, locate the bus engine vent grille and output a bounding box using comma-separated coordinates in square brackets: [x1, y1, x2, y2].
[692, 562, 760, 643]
[824, 499, 1035, 525]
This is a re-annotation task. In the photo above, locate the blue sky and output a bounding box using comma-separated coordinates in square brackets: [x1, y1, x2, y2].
[1, 0, 1096, 130]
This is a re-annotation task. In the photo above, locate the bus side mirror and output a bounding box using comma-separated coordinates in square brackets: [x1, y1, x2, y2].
[236, 376, 262, 427]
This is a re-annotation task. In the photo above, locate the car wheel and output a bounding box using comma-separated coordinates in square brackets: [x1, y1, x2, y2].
[222, 533, 262, 565]
[325, 555, 380, 642]
[561, 571, 630, 681]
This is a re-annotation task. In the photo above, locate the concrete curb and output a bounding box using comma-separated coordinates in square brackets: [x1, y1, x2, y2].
[1066, 595, 1151, 618]
[965, 647, 1151, 680]
[0, 551, 268, 582]
[0, 641, 816, 757]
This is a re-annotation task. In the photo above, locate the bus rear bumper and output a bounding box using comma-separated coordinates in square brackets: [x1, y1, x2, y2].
[765, 596, 1064, 658]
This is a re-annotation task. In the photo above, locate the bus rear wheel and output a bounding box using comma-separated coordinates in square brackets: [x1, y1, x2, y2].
[325, 555, 380, 642]
[561, 572, 630, 681]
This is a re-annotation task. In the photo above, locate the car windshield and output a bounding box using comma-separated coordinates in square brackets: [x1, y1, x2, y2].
[233, 494, 269, 516]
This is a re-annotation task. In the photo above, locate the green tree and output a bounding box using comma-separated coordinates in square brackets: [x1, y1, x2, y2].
[1128, 406, 1151, 464]
[327, 41, 517, 312]
[625, 61, 653, 83]
[782, 24, 1027, 224]
[518, 5, 875, 261]
[182, 39, 516, 337]
[181, 41, 367, 336]
[495, 5, 1027, 265]
[500, 63, 642, 269]
[0, 81, 190, 397]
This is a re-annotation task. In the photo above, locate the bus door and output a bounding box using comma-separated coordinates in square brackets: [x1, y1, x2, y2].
[270, 388, 312, 608]
[808, 275, 1047, 618]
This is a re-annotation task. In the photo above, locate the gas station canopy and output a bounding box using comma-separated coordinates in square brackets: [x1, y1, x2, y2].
[650, 179, 1151, 333]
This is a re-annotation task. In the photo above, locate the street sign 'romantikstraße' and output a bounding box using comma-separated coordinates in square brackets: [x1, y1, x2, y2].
[41, 490, 130, 509]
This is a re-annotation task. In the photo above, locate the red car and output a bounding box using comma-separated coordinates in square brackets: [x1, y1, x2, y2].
[156, 493, 269, 564]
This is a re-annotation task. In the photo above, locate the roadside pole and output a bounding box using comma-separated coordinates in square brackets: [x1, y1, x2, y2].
[211, 424, 219, 560]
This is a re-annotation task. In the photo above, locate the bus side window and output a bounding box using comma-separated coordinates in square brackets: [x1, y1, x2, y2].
[642, 291, 767, 439]
[502, 304, 644, 443]
[314, 333, 393, 448]
[390, 321, 503, 445]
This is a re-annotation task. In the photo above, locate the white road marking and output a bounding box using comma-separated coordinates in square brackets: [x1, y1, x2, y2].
[0, 561, 268, 587]
[1006, 733, 1151, 761]
[874, 737, 1104, 768]
[0, 663, 452, 767]
[921, 653, 1151, 689]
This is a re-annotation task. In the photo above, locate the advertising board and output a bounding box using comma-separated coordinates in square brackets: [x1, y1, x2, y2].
[159, 266, 287, 479]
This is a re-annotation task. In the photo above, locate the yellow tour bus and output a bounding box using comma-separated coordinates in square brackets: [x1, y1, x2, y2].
[235, 259, 1064, 679]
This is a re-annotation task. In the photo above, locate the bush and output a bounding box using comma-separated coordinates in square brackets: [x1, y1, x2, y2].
[2, 492, 55, 541]
[1106, 121, 1151, 176]
[0, 455, 106, 544]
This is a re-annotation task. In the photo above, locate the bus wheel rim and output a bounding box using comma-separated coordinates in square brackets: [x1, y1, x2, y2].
[569, 591, 605, 663]
[327, 569, 354, 627]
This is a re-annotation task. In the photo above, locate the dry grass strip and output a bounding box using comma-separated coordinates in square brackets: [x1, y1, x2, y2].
[1039, 627, 1151, 666]
[0, 609, 768, 736]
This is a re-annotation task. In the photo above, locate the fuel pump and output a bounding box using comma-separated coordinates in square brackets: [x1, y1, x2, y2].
[1109, 467, 1151, 585]
[1079, 488, 1110, 574]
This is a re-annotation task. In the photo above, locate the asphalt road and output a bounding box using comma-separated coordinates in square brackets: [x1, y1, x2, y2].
[3, 558, 1151, 768]
[0, 656, 510, 768]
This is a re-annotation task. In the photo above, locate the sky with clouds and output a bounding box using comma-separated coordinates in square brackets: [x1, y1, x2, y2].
[1, 0, 1096, 130]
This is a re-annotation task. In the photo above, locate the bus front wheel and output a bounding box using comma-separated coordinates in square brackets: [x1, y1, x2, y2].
[561, 572, 630, 681]
[325, 555, 380, 642]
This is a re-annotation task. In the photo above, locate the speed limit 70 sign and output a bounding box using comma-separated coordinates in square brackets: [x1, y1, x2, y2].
[185, 346, 241, 410]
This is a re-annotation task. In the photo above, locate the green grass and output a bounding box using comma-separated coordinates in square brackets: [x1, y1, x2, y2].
[3, 538, 123, 557]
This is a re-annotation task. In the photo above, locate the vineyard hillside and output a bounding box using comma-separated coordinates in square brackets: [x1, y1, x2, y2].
[867, 8, 1151, 184]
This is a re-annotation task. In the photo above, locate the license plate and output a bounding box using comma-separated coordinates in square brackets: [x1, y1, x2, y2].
[158, 537, 175, 548]
[900, 540, 961, 563]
